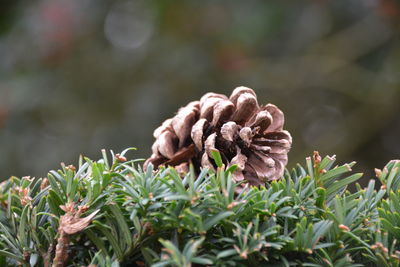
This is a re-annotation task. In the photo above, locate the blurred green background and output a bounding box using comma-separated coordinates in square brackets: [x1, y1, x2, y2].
[1, 0, 400, 183]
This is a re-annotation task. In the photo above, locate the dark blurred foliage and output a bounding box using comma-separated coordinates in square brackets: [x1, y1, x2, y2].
[0, 0, 400, 184]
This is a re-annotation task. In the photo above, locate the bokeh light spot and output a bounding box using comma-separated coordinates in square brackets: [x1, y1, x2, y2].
[104, 1, 154, 50]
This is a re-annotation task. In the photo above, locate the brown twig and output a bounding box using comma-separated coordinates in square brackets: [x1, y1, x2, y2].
[51, 203, 99, 267]
[52, 231, 69, 267]
[43, 243, 54, 267]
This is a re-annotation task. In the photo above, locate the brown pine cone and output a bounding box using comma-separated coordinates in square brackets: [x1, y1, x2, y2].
[144, 87, 292, 186]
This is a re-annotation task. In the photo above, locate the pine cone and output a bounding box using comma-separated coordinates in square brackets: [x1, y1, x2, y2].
[144, 87, 292, 186]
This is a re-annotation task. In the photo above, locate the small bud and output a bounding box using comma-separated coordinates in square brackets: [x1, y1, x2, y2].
[392, 251, 400, 259]
[40, 178, 49, 190]
[190, 195, 198, 205]
[77, 205, 89, 215]
[339, 224, 350, 232]
[391, 254, 400, 259]
[371, 242, 388, 254]
[222, 189, 228, 197]
[66, 165, 76, 172]
[227, 201, 239, 210]
[240, 250, 248, 259]
[313, 151, 321, 168]
[17, 187, 32, 206]
[115, 154, 127, 162]
[375, 168, 382, 177]
[22, 176, 33, 182]
[345, 164, 352, 171]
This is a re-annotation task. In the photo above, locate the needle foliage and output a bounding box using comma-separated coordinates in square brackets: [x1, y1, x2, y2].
[1, 149, 400, 266]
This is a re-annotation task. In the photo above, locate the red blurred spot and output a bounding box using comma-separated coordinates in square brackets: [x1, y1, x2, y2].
[38, 1, 76, 64]
[379, 0, 400, 18]
[0, 107, 8, 128]
[214, 44, 251, 72]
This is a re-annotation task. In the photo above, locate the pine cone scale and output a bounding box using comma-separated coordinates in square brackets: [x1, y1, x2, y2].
[204, 133, 217, 158]
[172, 102, 199, 148]
[250, 111, 272, 132]
[220, 121, 239, 142]
[157, 131, 177, 159]
[164, 144, 196, 166]
[212, 100, 235, 126]
[263, 104, 285, 131]
[191, 118, 208, 151]
[231, 93, 258, 126]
